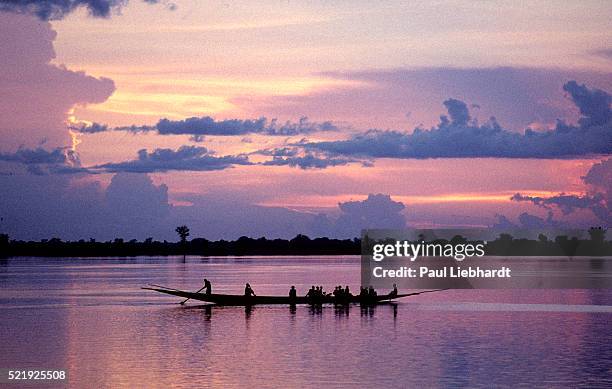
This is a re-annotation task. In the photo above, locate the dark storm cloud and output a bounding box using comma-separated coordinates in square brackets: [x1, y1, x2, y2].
[95, 146, 252, 173]
[305, 82, 611, 159]
[75, 116, 339, 137]
[0, 0, 172, 20]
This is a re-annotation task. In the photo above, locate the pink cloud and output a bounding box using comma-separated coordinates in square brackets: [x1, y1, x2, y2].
[0, 12, 115, 149]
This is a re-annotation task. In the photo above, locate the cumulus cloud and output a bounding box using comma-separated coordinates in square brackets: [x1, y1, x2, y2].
[0, 0, 172, 20]
[94, 146, 251, 173]
[105, 173, 170, 222]
[0, 172, 173, 240]
[330, 194, 406, 237]
[305, 81, 611, 159]
[0, 12, 115, 149]
[562, 80, 611, 128]
[511, 158, 611, 225]
[74, 116, 339, 137]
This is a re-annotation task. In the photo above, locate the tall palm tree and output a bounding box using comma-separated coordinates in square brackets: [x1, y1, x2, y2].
[175, 225, 190, 260]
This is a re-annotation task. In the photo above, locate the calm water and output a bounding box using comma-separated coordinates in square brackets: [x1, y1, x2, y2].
[1, 256, 612, 388]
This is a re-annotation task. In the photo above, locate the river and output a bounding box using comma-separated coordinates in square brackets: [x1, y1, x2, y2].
[1, 256, 611, 388]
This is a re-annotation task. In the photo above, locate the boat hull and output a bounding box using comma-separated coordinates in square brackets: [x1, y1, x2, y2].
[142, 287, 414, 306]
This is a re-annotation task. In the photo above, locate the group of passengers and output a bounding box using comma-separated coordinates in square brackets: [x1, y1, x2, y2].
[201, 279, 397, 301]
[359, 286, 378, 298]
[305, 285, 328, 298]
[333, 285, 351, 298]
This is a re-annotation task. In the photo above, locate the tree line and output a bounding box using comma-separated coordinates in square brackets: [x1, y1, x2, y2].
[0, 226, 609, 258]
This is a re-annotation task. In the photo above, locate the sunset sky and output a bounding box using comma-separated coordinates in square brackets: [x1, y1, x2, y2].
[0, 0, 610, 240]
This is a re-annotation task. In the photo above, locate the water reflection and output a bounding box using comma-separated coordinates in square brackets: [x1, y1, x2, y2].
[334, 304, 350, 318]
[360, 304, 376, 318]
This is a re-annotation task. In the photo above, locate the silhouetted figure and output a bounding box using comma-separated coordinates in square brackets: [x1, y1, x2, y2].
[244, 283, 256, 297]
[289, 285, 297, 299]
[344, 285, 351, 296]
[359, 286, 367, 298]
[368, 286, 377, 297]
[389, 283, 398, 297]
[203, 278, 212, 295]
[306, 286, 316, 298]
[333, 286, 340, 297]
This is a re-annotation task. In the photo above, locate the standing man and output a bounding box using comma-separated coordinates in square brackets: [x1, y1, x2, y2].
[203, 278, 212, 295]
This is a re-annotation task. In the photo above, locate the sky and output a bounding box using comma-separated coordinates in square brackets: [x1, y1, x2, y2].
[0, 0, 610, 240]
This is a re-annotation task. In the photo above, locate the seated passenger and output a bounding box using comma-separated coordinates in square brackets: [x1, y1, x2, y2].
[359, 286, 367, 297]
[244, 283, 256, 297]
[368, 286, 377, 297]
[389, 283, 398, 297]
[306, 285, 316, 298]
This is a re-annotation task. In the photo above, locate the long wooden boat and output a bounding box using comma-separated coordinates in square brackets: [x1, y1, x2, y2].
[142, 285, 442, 306]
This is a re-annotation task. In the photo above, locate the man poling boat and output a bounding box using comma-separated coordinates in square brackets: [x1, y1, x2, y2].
[142, 284, 446, 306]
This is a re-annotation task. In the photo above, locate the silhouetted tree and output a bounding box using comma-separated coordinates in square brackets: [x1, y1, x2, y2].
[588, 227, 606, 243]
[175, 225, 190, 260]
[175, 226, 190, 243]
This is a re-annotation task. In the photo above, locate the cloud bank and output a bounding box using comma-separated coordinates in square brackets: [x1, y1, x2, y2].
[305, 81, 611, 159]
[0, 166, 409, 240]
[0, 0, 171, 20]
[95, 146, 252, 173]
[74, 116, 339, 137]
[511, 158, 611, 225]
